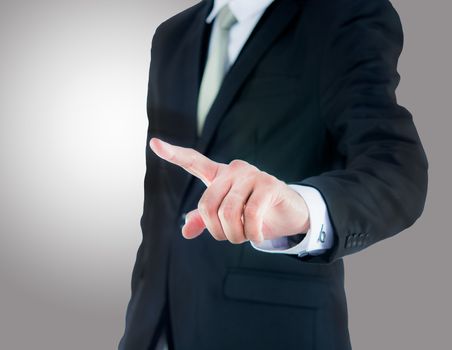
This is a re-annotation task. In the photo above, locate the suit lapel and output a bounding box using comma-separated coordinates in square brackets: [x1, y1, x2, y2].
[172, 0, 212, 216]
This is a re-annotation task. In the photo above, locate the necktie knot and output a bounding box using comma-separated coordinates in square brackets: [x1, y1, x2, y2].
[217, 4, 237, 31]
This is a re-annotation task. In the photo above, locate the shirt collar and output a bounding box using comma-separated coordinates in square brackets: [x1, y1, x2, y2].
[205, 0, 275, 24]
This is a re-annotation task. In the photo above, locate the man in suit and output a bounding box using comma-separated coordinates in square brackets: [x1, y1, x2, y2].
[118, 0, 428, 349]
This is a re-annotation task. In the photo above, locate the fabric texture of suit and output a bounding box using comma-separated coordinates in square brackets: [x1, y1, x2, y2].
[118, 0, 428, 349]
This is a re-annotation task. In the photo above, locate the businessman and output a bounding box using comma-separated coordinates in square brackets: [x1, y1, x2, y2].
[119, 0, 428, 349]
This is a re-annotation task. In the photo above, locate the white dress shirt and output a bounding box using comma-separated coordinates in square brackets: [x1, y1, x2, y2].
[206, 0, 334, 257]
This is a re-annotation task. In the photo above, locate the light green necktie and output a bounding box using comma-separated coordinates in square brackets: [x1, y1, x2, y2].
[197, 4, 238, 136]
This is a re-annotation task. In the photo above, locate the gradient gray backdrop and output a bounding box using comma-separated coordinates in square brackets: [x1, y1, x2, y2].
[0, 0, 449, 349]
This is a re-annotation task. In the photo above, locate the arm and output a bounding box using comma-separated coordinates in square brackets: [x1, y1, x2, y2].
[294, 0, 428, 263]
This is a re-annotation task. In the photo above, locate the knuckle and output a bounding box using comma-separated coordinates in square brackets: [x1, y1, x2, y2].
[229, 159, 247, 169]
[219, 203, 235, 222]
[197, 202, 207, 216]
[198, 201, 215, 218]
[244, 204, 259, 220]
[197, 195, 206, 208]
[260, 173, 278, 186]
[187, 154, 196, 169]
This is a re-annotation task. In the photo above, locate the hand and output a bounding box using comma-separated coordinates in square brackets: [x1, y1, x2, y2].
[149, 137, 310, 244]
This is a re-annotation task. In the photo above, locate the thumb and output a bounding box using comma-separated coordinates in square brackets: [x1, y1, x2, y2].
[181, 209, 206, 239]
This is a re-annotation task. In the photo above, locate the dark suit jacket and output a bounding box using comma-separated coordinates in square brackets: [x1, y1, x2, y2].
[119, 0, 428, 349]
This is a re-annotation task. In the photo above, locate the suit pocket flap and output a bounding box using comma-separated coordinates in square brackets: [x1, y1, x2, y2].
[223, 269, 329, 309]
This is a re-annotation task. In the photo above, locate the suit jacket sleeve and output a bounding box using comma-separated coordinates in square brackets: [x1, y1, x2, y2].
[295, 0, 428, 263]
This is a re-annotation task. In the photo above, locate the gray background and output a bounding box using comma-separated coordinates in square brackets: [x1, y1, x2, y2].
[0, 0, 449, 349]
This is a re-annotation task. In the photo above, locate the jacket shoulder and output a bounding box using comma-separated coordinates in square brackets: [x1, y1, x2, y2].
[306, 0, 401, 44]
[152, 0, 207, 46]
[308, 0, 399, 21]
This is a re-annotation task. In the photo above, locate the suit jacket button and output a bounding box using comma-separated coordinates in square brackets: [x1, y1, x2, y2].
[345, 235, 351, 248]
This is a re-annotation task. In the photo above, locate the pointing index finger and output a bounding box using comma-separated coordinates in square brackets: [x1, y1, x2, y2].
[149, 137, 221, 187]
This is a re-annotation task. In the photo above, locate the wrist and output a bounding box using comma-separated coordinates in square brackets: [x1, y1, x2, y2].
[289, 186, 311, 233]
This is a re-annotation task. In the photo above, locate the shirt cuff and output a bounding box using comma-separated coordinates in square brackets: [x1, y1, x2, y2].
[250, 184, 334, 257]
